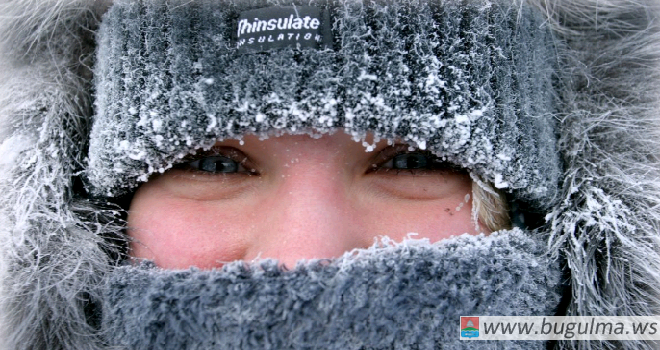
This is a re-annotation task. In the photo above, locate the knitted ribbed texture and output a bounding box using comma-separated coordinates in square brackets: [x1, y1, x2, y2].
[103, 230, 563, 350]
[88, 0, 561, 210]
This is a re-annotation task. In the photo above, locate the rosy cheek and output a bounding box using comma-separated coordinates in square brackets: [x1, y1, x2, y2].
[361, 200, 479, 243]
[356, 174, 481, 242]
[128, 188, 250, 269]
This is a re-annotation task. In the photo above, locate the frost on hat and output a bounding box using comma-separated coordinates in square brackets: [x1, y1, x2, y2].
[88, 0, 561, 209]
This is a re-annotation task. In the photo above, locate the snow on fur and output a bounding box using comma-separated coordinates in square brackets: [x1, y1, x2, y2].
[0, 1, 122, 350]
[0, 0, 659, 350]
[537, 1, 660, 348]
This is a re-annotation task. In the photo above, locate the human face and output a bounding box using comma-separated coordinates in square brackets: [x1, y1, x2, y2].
[127, 132, 487, 269]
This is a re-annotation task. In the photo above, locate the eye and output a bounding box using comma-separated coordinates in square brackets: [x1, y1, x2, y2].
[189, 156, 240, 173]
[390, 153, 429, 169]
[369, 145, 461, 174]
[365, 144, 470, 200]
[173, 147, 258, 175]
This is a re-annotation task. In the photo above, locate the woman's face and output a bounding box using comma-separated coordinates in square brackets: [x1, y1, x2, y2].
[127, 132, 486, 269]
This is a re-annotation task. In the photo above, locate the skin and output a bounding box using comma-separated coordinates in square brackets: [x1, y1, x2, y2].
[127, 132, 487, 269]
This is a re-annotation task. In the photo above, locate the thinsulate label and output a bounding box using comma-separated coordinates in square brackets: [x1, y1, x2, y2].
[235, 6, 333, 53]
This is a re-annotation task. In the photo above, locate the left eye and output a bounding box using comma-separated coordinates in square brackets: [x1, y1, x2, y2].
[188, 156, 240, 173]
[369, 145, 461, 174]
[391, 153, 428, 169]
[378, 152, 437, 171]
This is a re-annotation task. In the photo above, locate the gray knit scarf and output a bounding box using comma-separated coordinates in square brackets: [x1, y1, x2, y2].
[102, 230, 563, 349]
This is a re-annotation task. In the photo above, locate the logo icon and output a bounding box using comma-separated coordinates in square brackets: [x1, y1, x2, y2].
[235, 6, 332, 54]
[461, 316, 480, 338]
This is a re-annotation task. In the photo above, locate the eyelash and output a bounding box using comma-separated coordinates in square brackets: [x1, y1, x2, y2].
[173, 145, 459, 175]
[368, 147, 459, 175]
[172, 148, 258, 175]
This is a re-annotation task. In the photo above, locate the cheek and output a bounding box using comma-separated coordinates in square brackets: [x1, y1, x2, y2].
[125, 170, 488, 269]
[127, 185, 251, 269]
[357, 177, 483, 242]
[362, 198, 479, 243]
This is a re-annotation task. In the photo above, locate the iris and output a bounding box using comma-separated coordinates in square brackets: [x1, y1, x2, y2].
[189, 156, 238, 173]
[393, 153, 428, 169]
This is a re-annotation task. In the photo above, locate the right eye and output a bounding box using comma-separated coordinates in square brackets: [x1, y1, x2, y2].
[173, 147, 258, 175]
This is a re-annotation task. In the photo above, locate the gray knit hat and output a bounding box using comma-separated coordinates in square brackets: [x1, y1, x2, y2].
[88, 0, 561, 210]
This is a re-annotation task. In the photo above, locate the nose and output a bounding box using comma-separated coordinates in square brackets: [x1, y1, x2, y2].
[245, 162, 369, 268]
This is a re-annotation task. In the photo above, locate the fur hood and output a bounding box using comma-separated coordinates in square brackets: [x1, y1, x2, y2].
[1, 0, 660, 349]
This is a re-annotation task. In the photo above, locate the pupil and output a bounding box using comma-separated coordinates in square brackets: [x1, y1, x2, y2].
[394, 154, 427, 169]
[200, 157, 238, 173]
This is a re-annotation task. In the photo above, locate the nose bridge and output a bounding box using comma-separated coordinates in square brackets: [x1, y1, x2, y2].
[248, 158, 366, 266]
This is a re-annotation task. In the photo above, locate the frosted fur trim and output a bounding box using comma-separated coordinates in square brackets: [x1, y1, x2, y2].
[103, 231, 562, 350]
[0, 1, 121, 350]
[88, 0, 561, 209]
[533, 0, 660, 349]
[0, 1, 659, 350]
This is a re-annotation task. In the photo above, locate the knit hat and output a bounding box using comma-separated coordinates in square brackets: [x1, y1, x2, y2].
[88, 0, 561, 211]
